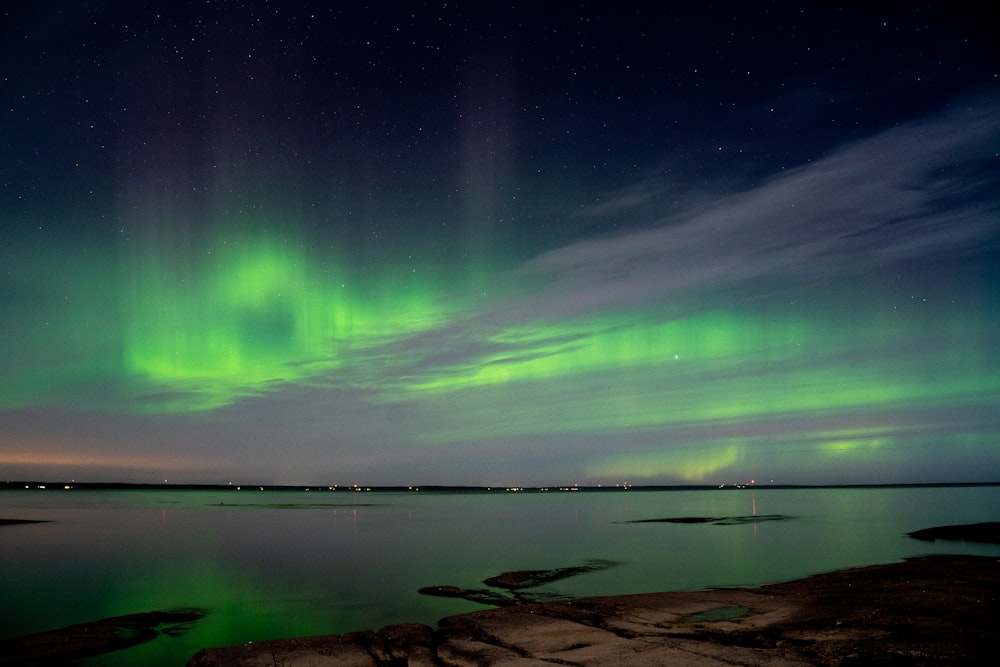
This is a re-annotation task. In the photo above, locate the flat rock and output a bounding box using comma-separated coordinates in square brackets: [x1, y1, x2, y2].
[0, 609, 206, 665]
[420, 560, 616, 606]
[482, 560, 616, 590]
[908, 521, 1000, 544]
[628, 514, 791, 525]
[187, 554, 1000, 666]
[0, 518, 51, 526]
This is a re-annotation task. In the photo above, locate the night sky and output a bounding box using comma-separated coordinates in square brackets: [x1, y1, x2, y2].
[2, 2, 998, 486]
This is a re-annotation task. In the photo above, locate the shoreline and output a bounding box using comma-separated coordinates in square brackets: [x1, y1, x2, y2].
[4, 480, 1000, 493]
[187, 552, 1000, 666]
[4, 521, 998, 665]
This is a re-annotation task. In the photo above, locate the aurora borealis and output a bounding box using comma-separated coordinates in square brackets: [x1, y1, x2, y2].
[2, 2, 998, 485]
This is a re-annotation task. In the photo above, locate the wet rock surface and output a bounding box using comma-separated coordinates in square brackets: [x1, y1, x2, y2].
[0, 609, 206, 665]
[482, 560, 617, 590]
[188, 553, 1000, 666]
[6, 522, 998, 665]
[628, 514, 791, 525]
[907, 521, 1000, 544]
[419, 559, 617, 606]
[0, 518, 51, 526]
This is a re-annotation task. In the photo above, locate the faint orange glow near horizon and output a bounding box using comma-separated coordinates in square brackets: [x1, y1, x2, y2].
[0, 448, 205, 472]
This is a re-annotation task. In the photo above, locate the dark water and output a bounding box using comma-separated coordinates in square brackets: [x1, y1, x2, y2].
[2, 485, 999, 666]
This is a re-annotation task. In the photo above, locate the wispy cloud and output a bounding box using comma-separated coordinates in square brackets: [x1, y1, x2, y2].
[500, 91, 1000, 322]
[370, 92, 1000, 401]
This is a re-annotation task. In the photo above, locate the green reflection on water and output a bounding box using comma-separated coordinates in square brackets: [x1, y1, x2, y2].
[59, 558, 346, 667]
[6, 486, 1000, 666]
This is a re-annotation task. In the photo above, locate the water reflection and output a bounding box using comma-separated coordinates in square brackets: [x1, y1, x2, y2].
[1, 486, 999, 667]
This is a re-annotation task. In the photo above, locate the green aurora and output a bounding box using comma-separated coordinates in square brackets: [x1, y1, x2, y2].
[2, 3, 998, 486]
[2, 202, 998, 484]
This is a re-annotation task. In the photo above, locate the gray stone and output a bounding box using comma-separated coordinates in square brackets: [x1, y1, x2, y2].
[187, 554, 1000, 666]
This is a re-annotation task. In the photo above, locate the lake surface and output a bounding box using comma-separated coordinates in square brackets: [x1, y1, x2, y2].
[2, 485, 999, 666]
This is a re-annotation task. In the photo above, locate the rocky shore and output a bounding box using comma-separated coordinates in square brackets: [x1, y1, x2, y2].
[187, 553, 999, 666]
[0, 610, 206, 665]
[3, 520, 997, 666]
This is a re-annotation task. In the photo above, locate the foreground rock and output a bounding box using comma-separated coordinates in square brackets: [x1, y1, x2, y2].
[0, 609, 206, 665]
[188, 554, 999, 666]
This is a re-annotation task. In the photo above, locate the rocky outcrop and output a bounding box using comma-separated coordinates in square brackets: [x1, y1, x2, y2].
[419, 559, 617, 606]
[628, 514, 791, 525]
[908, 521, 1000, 544]
[0, 609, 206, 665]
[187, 554, 1000, 666]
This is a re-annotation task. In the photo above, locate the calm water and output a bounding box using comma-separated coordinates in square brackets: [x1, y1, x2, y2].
[2, 485, 999, 666]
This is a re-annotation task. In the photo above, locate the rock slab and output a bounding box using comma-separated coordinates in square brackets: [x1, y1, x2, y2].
[188, 554, 1000, 666]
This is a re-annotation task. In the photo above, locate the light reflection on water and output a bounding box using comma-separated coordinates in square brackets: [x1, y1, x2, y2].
[2, 486, 999, 666]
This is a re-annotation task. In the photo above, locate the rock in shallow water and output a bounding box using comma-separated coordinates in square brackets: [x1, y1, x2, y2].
[907, 521, 1000, 544]
[0, 609, 207, 665]
[419, 559, 617, 606]
[187, 554, 1000, 666]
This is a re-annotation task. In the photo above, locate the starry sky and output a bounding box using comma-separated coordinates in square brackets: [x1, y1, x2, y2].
[2, 1, 998, 486]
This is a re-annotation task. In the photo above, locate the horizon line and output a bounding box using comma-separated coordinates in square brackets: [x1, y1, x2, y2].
[3, 480, 999, 492]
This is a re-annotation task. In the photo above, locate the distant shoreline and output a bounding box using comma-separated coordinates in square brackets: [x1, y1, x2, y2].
[2, 480, 999, 493]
